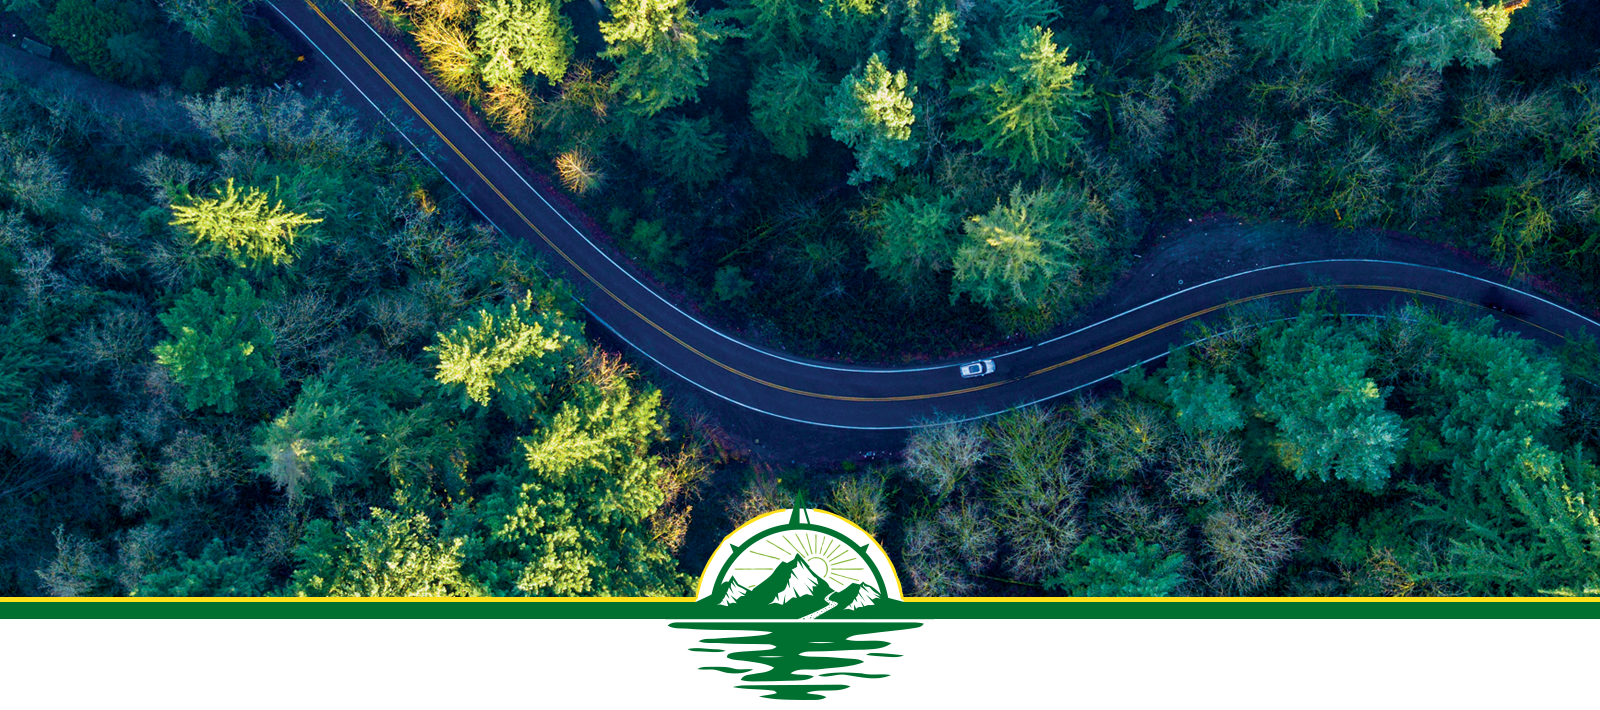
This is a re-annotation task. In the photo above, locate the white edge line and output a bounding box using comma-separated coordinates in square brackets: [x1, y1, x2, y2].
[283, 3, 1600, 431]
[275, 3, 889, 428]
[330, 1, 1600, 375]
[325, 0, 1016, 374]
[603, 312, 1500, 431]
[267, 4, 493, 226]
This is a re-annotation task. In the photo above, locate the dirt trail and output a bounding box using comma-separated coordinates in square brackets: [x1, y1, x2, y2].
[0, 43, 196, 136]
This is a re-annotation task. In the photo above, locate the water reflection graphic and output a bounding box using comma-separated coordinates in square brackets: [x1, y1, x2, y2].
[670, 621, 921, 700]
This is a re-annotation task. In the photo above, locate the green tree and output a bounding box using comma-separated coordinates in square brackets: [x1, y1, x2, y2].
[1394, 318, 1597, 594]
[46, 0, 139, 82]
[866, 191, 960, 291]
[1411, 317, 1568, 502]
[1409, 319, 1562, 467]
[162, 0, 250, 54]
[475, 0, 574, 89]
[291, 508, 481, 597]
[625, 218, 685, 269]
[749, 58, 829, 160]
[105, 32, 161, 86]
[153, 277, 281, 414]
[599, 0, 726, 116]
[1044, 536, 1186, 597]
[903, 0, 964, 86]
[1254, 313, 1407, 491]
[653, 116, 728, 187]
[976, 0, 1063, 37]
[726, 0, 812, 60]
[812, 0, 885, 65]
[1246, 0, 1375, 67]
[954, 26, 1092, 172]
[1419, 447, 1600, 596]
[712, 265, 752, 302]
[135, 539, 271, 596]
[1386, 0, 1511, 71]
[447, 382, 688, 596]
[825, 53, 920, 185]
[950, 182, 1112, 310]
[169, 179, 321, 268]
[1164, 350, 1244, 435]
[254, 378, 371, 503]
[425, 293, 579, 418]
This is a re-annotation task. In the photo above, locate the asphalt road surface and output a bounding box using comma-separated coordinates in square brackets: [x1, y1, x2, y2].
[267, 0, 1600, 443]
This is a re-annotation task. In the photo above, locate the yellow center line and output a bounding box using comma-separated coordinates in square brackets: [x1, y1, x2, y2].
[304, 1, 1561, 404]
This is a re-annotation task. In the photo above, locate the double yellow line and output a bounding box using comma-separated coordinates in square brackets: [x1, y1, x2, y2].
[302, 1, 1550, 405]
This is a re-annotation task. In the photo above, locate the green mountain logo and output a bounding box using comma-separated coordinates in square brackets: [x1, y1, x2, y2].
[671, 507, 921, 700]
[702, 552, 898, 619]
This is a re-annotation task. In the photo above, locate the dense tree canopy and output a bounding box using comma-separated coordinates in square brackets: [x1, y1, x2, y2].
[291, 509, 481, 597]
[447, 383, 686, 596]
[728, 0, 810, 61]
[13, 0, 290, 90]
[888, 296, 1600, 597]
[653, 116, 728, 187]
[1165, 353, 1245, 436]
[161, 0, 249, 54]
[7, 0, 1600, 605]
[135, 539, 271, 596]
[46, 0, 143, 80]
[0, 84, 700, 598]
[253, 378, 371, 503]
[1386, 0, 1513, 71]
[1246, 0, 1376, 68]
[1045, 536, 1187, 597]
[1254, 314, 1408, 491]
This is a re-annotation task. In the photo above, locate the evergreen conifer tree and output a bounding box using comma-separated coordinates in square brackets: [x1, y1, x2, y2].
[825, 53, 920, 185]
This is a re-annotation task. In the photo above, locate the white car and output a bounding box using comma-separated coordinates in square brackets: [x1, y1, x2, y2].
[959, 359, 996, 378]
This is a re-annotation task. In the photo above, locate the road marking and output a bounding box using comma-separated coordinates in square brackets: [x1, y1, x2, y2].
[279, 1, 1594, 426]
[301, 0, 888, 399]
[333, 0, 1600, 375]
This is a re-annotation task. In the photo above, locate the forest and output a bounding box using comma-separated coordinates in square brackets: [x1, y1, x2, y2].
[803, 300, 1600, 596]
[351, 0, 1599, 358]
[0, 78, 705, 596]
[0, 0, 1598, 596]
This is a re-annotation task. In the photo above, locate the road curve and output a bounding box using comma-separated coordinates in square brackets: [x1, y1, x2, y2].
[268, 0, 1600, 431]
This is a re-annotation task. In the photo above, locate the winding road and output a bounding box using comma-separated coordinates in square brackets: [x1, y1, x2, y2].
[268, 0, 1599, 440]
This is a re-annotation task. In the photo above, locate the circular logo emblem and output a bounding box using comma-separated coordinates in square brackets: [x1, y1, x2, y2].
[695, 508, 902, 619]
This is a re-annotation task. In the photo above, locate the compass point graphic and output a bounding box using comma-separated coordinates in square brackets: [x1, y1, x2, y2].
[694, 507, 904, 619]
